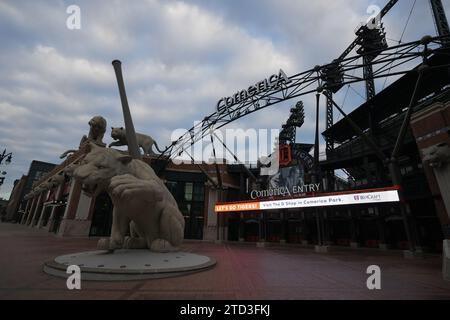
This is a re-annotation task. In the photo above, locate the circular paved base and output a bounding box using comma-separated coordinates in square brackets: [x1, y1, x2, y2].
[44, 250, 216, 281]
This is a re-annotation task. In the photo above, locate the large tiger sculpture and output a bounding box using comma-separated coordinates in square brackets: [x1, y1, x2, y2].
[72, 143, 185, 252]
[109, 127, 164, 156]
[60, 116, 107, 159]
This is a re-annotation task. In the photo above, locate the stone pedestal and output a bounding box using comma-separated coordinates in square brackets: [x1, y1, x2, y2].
[44, 249, 216, 281]
[443, 240, 450, 281]
[379, 243, 389, 250]
[314, 245, 330, 253]
[238, 238, 245, 242]
[301, 240, 309, 246]
[279, 239, 286, 244]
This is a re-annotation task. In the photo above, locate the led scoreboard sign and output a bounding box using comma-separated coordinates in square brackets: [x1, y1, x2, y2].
[215, 187, 400, 213]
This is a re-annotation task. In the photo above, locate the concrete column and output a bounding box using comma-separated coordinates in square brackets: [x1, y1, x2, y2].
[20, 199, 31, 224]
[62, 180, 79, 220]
[31, 193, 45, 227]
[256, 212, 266, 247]
[223, 217, 228, 242]
[238, 213, 245, 242]
[27, 194, 42, 226]
[432, 163, 450, 221]
[58, 180, 82, 236]
[402, 203, 425, 258]
[34, 190, 50, 228]
[56, 190, 93, 236]
[260, 212, 266, 241]
[203, 187, 219, 241]
[301, 212, 309, 245]
[444, 240, 450, 281]
[280, 211, 287, 244]
[405, 203, 423, 251]
[45, 183, 65, 231]
[45, 205, 57, 231]
[36, 190, 50, 228]
[18, 200, 29, 223]
[349, 209, 360, 248]
[36, 203, 49, 228]
[432, 164, 450, 272]
[24, 197, 37, 225]
[323, 210, 333, 246]
[58, 180, 98, 237]
[314, 209, 330, 253]
[25, 199, 31, 216]
[376, 207, 388, 250]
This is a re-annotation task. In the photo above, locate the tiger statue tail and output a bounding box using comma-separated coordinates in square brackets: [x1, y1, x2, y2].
[59, 149, 78, 159]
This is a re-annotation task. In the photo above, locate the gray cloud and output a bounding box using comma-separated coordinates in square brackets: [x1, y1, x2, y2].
[0, 0, 444, 198]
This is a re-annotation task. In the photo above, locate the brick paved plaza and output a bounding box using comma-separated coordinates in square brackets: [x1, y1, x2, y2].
[0, 222, 449, 300]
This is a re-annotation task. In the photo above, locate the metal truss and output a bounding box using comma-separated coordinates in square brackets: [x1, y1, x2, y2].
[430, 0, 450, 42]
[156, 35, 449, 170]
[325, 94, 334, 153]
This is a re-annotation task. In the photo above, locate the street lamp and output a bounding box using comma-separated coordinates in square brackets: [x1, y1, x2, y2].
[0, 149, 12, 189]
[0, 149, 13, 165]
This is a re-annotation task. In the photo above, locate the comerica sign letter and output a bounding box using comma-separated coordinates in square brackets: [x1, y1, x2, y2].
[217, 69, 291, 112]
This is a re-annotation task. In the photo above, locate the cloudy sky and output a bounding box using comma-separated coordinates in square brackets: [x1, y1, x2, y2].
[0, 0, 445, 199]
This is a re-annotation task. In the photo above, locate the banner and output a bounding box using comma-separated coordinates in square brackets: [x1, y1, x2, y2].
[215, 188, 400, 213]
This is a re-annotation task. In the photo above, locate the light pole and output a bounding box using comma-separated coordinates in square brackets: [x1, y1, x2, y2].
[0, 149, 13, 190]
[0, 149, 12, 166]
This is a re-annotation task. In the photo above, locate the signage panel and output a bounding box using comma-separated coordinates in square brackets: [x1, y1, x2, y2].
[215, 188, 400, 213]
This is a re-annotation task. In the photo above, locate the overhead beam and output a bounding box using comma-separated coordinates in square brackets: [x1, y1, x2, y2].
[324, 92, 387, 163]
[157, 36, 446, 167]
[430, 0, 450, 43]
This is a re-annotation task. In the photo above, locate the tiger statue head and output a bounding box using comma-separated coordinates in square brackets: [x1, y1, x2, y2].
[73, 143, 133, 196]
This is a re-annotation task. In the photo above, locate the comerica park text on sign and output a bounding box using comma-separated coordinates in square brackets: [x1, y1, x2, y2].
[216, 69, 291, 112]
[215, 188, 400, 213]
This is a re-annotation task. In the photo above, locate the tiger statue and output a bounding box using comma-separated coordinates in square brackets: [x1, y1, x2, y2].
[72, 143, 185, 252]
[60, 116, 107, 159]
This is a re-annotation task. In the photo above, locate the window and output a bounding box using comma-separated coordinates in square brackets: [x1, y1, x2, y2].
[193, 183, 204, 201]
[184, 183, 193, 201]
[34, 171, 45, 181]
[165, 180, 205, 240]
[400, 166, 413, 176]
[166, 181, 178, 197]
